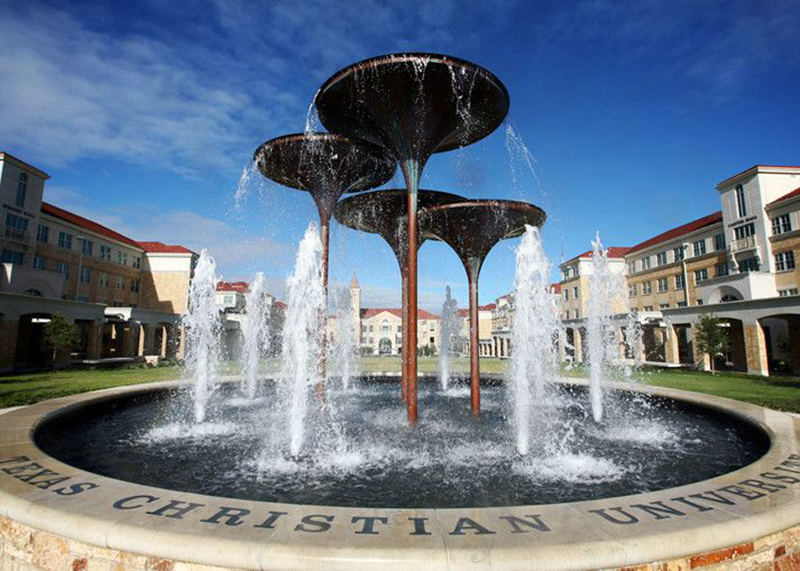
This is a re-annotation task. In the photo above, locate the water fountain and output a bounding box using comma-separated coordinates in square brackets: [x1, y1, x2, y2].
[182, 250, 221, 423]
[316, 53, 510, 422]
[239, 272, 271, 400]
[438, 286, 460, 390]
[420, 199, 545, 413]
[0, 53, 798, 570]
[334, 188, 464, 399]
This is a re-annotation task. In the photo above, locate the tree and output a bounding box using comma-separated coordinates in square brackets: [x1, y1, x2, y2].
[43, 314, 79, 368]
[694, 314, 730, 374]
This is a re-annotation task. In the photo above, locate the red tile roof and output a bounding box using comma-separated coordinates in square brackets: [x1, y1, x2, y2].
[273, 300, 287, 310]
[766, 186, 800, 209]
[41, 202, 142, 249]
[216, 281, 249, 293]
[138, 241, 196, 255]
[627, 212, 722, 254]
[361, 308, 439, 320]
[565, 246, 631, 263]
[550, 283, 562, 294]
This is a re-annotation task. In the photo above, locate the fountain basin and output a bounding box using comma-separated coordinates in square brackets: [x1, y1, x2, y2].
[1, 381, 799, 570]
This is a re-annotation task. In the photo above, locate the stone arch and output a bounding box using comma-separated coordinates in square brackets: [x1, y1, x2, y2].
[758, 313, 800, 376]
[14, 313, 54, 369]
[715, 317, 747, 372]
[378, 337, 392, 355]
[707, 285, 744, 305]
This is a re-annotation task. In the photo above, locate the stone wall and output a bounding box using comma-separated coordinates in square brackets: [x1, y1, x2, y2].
[0, 514, 798, 570]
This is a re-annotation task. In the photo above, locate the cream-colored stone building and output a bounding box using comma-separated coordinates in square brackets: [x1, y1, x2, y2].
[560, 164, 800, 376]
[0, 151, 197, 372]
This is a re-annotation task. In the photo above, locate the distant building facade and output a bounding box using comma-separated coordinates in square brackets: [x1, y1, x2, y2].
[558, 164, 800, 376]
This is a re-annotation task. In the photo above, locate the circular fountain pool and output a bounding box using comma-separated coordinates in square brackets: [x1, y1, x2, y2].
[1, 380, 799, 570]
[35, 380, 768, 508]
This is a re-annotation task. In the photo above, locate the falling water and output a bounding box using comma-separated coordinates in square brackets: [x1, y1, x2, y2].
[586, 232, 628, 422]
[240, 272, 271, 399]
[280, 223, 325, 456]
[508, 226, 562, 455]
[438, 286, 461, 390]
[183, 250, 221, 423]
[328, 286, 358, 390]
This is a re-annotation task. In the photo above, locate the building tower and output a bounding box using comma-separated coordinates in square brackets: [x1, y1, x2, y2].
[350, 272, 361, 342]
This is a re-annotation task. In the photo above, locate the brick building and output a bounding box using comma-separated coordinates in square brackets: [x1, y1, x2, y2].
[0, 152, 197, 372]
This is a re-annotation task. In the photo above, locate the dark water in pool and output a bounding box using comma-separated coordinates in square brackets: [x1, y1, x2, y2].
[35, 381, 768, 508]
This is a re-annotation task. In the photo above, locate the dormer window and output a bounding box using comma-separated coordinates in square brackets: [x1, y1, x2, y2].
[735, 184, 747, 218]
[16, 173, 27, 208]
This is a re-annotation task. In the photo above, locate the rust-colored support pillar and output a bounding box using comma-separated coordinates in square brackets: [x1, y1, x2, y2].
[315, 219, 330, 403]
[465, 257, 482, 415]
[402, 159, 420, 424]
[401, 267, 409, 402]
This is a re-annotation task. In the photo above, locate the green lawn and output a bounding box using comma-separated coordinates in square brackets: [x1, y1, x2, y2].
[0, 359, 799, 413]
[0, 366, 184, 407]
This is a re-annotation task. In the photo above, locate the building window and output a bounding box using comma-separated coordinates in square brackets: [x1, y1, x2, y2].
[574, 309, 580, 319]
[133, 256, 141, 269]
[734, 223, 755, 240]
[58, 231, 73, 250]
[628, 284, 637, 297]
[693, 239, 706, 257]
[33, 255, 44, 269]
[677, 301, 687, 307]
[81, 239, 93, 256]
[37, 224, 49, 243]
[57, 262, 69, 279]
[659, 303, 669, 309]
[80, 267, 91, 284]
[739, 257, 760, 273]
[714, 233, 726, 251]
[656, 251, 667, 266]
[642, 281, 652, 295]
[564, 289, 569, 300]
[15, 173, 28, 207]
[675, 274, 685, 289]
[573, 286, 578, 298]
[673, 246, 684, 262]
[775, 251, 795, 272]
[99, 244, 111, 260]
[696, 299, 704, 305]
[4, 214, 29, 241]
[779, 288, 799, 297]
[131, 279, 140, 292]
[644, 305, 653, 311]
[735, 183, 747, 218]
[627, 261, 636, 274]
[694, 268, 708, 284]
[772, 214, 792, 236]
[716, 262, 729, 277]
[115, 276, 124, 290]
[99, 272, 109, 288]
[1, 250, 23, 265]
[657, 278, 668, 292]
[116, 250, 127, 266]
[641, 257, 651, 271]
[381, 319, 390, 333]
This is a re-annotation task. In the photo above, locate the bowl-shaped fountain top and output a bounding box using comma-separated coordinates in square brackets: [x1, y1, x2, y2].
[315, 53, 510, 163]
[334, 188, 465, 266]
[253, 133, 396, 212]
[420, 200, 546, 266]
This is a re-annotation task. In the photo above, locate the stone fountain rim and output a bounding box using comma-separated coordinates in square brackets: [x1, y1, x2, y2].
[0, 380, 798, 570]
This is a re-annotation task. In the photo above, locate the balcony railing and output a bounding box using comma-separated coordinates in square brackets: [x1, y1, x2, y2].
[730, 235, 757, 252]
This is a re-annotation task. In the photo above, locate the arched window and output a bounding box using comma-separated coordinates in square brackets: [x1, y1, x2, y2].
[381, 319, 390, 333]
[23, 288, 43, 297]
[16, 173, 28, 208]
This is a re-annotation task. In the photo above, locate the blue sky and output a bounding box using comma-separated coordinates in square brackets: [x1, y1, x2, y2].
[1, 0, 799, 311]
